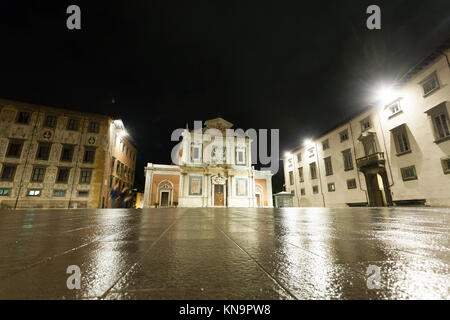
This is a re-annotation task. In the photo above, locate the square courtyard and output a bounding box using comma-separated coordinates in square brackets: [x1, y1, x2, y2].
[0, 207, 448, 299]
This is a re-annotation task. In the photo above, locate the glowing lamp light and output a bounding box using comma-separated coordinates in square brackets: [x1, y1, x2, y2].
[375, 85, 397, 105]
[303, 139, 313, 147]
[284, 152, 292, 158]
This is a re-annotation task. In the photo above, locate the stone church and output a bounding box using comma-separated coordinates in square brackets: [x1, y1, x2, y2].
[143, 118, 273, 208]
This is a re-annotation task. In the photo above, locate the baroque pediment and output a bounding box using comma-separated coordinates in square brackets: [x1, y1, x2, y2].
[205, 118, 233, 131]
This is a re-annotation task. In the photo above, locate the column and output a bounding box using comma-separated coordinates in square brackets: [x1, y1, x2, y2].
[206, 174, 211, 207]
[267, 176, 273, 207]
[251, 173, 256, 207]
[227, 175, 232, 207]
[143, 164, 153, 208]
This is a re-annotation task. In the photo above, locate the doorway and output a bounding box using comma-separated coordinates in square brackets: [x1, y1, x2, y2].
[160, 191, 169, 207]
[256, 193, 261, 207]
[214, 184, 225, 206]
[367, 173, 388, 207]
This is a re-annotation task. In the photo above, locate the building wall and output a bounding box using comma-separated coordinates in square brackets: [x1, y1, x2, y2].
[0, 99, 137, 209]
[255, 178, 268, 206]
[151, 173, 180, 206]
[143, 118, 274, 208]
[283, 49, 450, 207]
[104, 120, 138, 207]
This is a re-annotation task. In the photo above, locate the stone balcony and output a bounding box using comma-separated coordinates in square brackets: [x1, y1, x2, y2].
[356, 152, 385, 169]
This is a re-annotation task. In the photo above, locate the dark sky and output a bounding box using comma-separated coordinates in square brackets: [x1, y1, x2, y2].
[0, 1, 449, 191]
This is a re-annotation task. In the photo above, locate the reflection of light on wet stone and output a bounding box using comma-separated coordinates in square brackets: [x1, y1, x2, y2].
[0, 207, 448, 299]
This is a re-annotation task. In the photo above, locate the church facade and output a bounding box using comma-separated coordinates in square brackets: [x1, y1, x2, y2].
[143, 118, 273, 208]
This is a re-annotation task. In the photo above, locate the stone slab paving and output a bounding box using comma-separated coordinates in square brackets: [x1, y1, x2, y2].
[0, 207, 448, 299]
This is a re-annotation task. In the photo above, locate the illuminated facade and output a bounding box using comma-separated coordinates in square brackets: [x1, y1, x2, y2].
[143, 118, 273, 208]
[0, 98, 137, 209]
[283, 44, 450, 207]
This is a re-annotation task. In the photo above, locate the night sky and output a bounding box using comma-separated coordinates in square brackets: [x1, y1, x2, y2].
[0, 1, 449, 192]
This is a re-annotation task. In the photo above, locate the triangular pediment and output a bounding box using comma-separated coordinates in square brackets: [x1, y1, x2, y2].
[204, 117, 233, 130]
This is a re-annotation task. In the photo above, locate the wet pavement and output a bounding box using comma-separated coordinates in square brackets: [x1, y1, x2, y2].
[0, 207, 449, 300]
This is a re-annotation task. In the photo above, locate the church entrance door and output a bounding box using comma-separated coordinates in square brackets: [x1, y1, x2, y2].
[160, 191, 169, 207]
[214, 184, 225, 206]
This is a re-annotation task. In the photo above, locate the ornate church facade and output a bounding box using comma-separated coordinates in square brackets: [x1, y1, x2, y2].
[143, 118, 273, 208]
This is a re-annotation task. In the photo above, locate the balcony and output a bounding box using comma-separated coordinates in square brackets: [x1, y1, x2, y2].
[356, 152, 385, 169]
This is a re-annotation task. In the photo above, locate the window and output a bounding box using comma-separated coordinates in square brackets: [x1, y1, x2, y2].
[236, 178, 248, 196]
[79, 170, 92, 184]
[110, 157, 116, 174]
[441, 158, 450, 174]
[78, 191, 89, 197]
[387, 101, 402, 117]
[307, 147, 314, 158]
[342, 149, 353, 171]
[340, 129, 349, 142]
[31, 167, 46, 182]
[300, 188, 305, 196]
[36, 143, 51, 160]
[1, 165, 16, 181]
[88, 121, 100, 133]
[53, 190, 66, 197]
[44, 115, 57, 128]
[289, 171, 294, 185]
[236, 148, 245, 165]
[324, 157, 333, 176]
[347, 178, 357, 189]
[433, 113, 450, 140]
[425, 102, 450, 142]
[27, 189, 41, 197]
[360, 117, 371, 131]
[66, 118, 79, 131]
[189, 176, 202, 195]
[297, 153, 302, 162]
[116, 161, 121, 175]
[83, 147, 96, 163]
[322, 139, 329, 150]
[0, 188, 10, 196]
[310, 162, 317, 180]
[298, 167, 304, 182]
[17, 111, 30, 124]
[327, 183, 335, 192]
[312, 186, 319, 194]
[60, 145, 74, 162]
[391, 125, 411, 155]
[421, 72, 440, 96]
[191, 144, 202, 163]
[288, 158, 293, 167]
[401, 166, 418, 181]
[6, 140, 23, 158]
[56, 168, 70, 183]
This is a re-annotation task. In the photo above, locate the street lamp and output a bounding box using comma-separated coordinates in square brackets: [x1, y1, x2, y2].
[375, 85, 398, 106]
[303, 139, 313, 147]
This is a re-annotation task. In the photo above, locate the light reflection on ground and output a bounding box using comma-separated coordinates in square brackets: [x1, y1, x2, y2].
[0, 207, 448, 299]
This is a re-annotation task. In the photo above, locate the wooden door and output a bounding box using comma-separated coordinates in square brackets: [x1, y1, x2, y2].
[370, 175, 384, 207]
[214, 184, 224, 206]
[160, 192, 169, 207]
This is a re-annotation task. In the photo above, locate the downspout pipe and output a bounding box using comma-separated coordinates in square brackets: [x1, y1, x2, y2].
[348, 121, 369, 205]
[315, 142, 326, 207]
